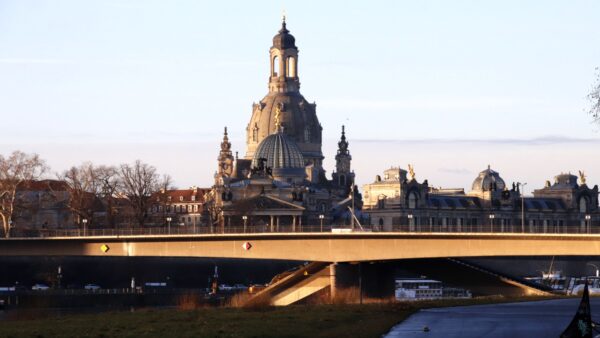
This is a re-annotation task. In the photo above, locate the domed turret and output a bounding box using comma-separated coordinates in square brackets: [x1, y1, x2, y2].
[245, 19, 323, 171]
[272, 20, 296, 49]
[471, 165, 506, 192]
[252, 131, 306, 183]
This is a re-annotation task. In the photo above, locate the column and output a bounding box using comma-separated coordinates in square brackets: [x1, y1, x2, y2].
[329, 263, 338, 301]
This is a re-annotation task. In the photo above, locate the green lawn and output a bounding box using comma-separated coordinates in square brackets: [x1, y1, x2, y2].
[0, 297, 561, 338]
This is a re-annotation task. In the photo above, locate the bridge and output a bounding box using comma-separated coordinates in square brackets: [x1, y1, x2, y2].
[3, 227, 598, 305]
[2, 230, 600, 262]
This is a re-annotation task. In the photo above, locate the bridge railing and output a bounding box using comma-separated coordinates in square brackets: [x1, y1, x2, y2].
[5, 223, 600, 238]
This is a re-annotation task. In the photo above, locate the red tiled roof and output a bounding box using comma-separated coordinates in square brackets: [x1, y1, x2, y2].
[151, 187, 210, 203]
[16, 179, 70, 191]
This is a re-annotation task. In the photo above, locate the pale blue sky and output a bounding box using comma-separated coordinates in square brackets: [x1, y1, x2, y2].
[0, 1, 599, 190]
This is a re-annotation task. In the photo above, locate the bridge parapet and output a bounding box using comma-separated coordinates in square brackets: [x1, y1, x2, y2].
[4, 223, 600, 239]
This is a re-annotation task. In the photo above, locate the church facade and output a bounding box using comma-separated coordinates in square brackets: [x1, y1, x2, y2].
[205, 20, 359, 229]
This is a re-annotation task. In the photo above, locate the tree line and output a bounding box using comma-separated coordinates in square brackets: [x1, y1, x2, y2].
[0, 151, 171, 238]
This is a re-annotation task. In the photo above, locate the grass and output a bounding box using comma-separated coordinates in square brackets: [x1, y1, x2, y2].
[0, 296, 564, 338]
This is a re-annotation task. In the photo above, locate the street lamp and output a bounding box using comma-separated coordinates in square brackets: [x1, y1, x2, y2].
[489, 214, 495, 231]
[519, 182, 527, 233]
[166, 217, 172, 234]
[586, 214, 592, 234]
[242, 215, 248, 233]
[319, 214, 325, 232]
[82, 219, 88, 236]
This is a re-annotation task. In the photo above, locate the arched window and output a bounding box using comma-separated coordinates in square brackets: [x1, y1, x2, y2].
[408, 192, 418, 209]
[272, 56, 279, 77]
[304, 128, 311, 142]
[378, 218, 384, 226]
[339, 175, 346, 186]
[580, 196, 588, 213]
[286, 56, 296, 78]
[252, 125, 258, 142]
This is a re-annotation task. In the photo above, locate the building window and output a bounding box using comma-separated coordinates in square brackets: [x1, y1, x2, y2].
[194, 204, 199, 212]
[191, 195, 195, 201]
[167, 205, 171, 212]
[179, 196, 184, 202]
[304, 128, 311, 142]
[320, 203, 326, 213]
[252, 125, 259, 142]
[272, 55, 279, 77]
[408, 192, 418, 209]
[286, 56, 296, 78]
[579, 196, 588, 213]
[378, 218, 384, 226]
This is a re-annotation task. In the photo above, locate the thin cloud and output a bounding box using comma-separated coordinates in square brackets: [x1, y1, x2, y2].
[0, 58, 73, 64]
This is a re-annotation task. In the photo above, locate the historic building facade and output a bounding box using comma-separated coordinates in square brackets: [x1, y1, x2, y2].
[148, 187, 209, 228]
[206, 20, 360, 229]
[363, 166, 599, 231]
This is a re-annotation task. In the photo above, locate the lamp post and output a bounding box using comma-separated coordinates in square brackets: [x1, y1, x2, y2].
[407, 214, 414, 232]
[319, 214, 325, 232]
[166, 217, 172, 235]
[82, 219, 88, 236]
[519, 182, 527, 233]
[586, 214, 592, 234]
[588, 263, 600, 278]
[242, 215, 248, 233]
[489, 214, 495, 232]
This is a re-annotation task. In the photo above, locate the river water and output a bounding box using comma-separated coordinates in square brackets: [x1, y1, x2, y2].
[385, 298, 600, 338]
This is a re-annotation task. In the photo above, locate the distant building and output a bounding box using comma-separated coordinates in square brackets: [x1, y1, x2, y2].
[363, 166, 599, 230]
[148, 187, 210, 227]
[12, 180, 75, 230]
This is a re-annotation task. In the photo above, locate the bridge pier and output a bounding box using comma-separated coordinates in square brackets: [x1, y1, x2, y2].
[329, 262, 395, 302]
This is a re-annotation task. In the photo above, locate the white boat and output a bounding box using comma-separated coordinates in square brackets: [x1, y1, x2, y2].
[568, 277, 600, 296]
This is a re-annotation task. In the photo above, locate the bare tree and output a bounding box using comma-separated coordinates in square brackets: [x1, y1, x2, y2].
[59, 163, 122, 229]
[96, 165, 120, 228]
[589, 67, 600, 125]
[0, 151, 48, 237]
[118, 160, 170, 227]
[60, 162, 102, 228]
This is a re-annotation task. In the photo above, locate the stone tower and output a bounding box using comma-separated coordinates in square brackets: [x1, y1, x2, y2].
[217, 127, 234, 179]
[245, 19, 323, 171]
[332, 125, 354, 188]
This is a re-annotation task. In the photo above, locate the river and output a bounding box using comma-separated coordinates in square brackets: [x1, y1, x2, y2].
[385, 298, 600, 338]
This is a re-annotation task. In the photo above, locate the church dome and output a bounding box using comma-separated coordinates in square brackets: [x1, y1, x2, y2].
[252, 131, 305, 170]
[471, 166, 506, 192]
[272, 21, 296, 49]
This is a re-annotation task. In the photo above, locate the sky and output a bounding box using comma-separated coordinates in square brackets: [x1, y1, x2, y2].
[0, 0, 599, 193]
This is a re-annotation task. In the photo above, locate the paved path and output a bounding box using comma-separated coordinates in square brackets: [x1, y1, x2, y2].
[385, 298, 600, 338]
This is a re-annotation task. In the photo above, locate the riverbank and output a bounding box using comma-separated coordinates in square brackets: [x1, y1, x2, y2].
[0, 296, 563, 338]
[385, 297, 598, 337]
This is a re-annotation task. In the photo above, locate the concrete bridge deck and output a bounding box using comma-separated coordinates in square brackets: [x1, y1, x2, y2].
[2, 232, 600, 262]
